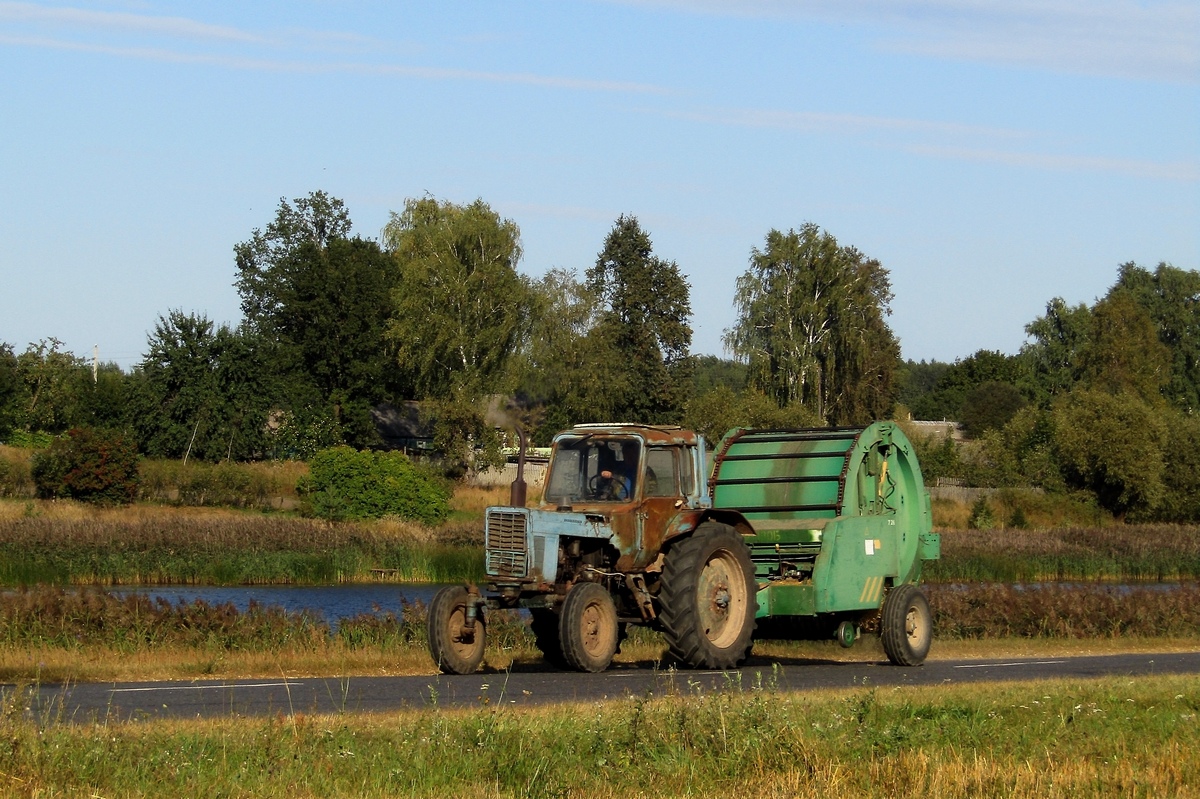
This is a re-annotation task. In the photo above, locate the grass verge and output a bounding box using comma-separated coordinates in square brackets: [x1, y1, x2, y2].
[2, 674, 1197, 797]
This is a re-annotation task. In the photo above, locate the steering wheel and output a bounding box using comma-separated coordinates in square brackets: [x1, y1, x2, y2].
[587, 473, 630, 500]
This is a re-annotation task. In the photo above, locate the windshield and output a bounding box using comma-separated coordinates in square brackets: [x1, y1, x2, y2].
[544, 436, 642, 504]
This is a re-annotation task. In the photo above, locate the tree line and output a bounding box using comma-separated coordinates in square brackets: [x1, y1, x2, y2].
[897, 261, 1200, 522]
[1, 190, 1196, 521]
[0, 191, 898, 464]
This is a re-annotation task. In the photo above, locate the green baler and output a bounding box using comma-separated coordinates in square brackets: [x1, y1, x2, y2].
[711, 422, 940, 664]
[428, 421, 940, 675]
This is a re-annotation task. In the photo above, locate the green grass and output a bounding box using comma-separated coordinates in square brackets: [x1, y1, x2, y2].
[2, 674, 1197, 797]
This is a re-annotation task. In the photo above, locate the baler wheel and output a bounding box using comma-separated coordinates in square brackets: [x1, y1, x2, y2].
[881, 583, 932, 666]
[428, 585, 486, 675]
[559, 582, 619, 672]
[659, 523, 757, 669]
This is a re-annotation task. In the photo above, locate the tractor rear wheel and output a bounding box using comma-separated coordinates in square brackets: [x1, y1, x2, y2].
[659, 523, 757, 669]
[428, 585, 486, 675]
[881, 583, 932, 666]
[559, 582, 619, 673]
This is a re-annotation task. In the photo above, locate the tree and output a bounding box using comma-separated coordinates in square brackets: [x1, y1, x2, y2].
[692, 355, 748, 395]
[1158, 409, 1200, 522]
[235, 191, 399, 447]
[1080, 291, 1170, 404]
[1021, 298, 1092, 405]
[13, 339, 88, 435]
[1052, 389, 1166, 519]
[383, 197, 533, 464]
[896, 359, 951, 418]
[0, 343, 20, 440]
[235, 191, 353, 327]
[724, 223, 898, 425]
[913, 349, 1026, 422]
[1110, 261, 1200, 412]
[682, 385, 819, 444]
[962, 406, 1063, 492]
[515, 268, 611, 442]
[960, 380, 1026, 438]
[586, 215, 694, 425]
[127, 311, 274, 461]
[75, 363, 129, 431]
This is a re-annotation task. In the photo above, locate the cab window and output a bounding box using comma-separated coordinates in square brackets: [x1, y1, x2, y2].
[645, 447, 679, 497]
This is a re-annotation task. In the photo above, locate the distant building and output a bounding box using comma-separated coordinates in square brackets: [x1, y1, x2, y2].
[906, 419, 964, 442]
[372, 402, 435, 453]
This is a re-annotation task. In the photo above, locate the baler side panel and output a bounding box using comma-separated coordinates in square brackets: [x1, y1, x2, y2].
[813, 516, 898, 613]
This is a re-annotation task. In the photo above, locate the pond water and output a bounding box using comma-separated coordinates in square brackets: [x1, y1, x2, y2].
[114, 584, 448, 623]
[112, 580, 1190, 625]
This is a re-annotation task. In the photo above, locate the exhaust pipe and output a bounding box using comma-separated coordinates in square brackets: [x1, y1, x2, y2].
[510, 423, 528, 508]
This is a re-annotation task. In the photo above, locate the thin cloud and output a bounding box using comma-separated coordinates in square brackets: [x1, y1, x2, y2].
[905, 143, 1200, 182]
[0, 1, 261, 43]
[661, 103, 1196, 182]
[668, 106, 1029, 140]
[610, 0, 1200, 83]
[0, 32, 671, 94]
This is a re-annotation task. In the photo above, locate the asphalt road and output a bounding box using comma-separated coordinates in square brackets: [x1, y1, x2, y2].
[21, 650, 1200, 724]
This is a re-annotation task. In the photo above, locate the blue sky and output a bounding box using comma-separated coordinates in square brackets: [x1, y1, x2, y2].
[1, 1, 1197, 371]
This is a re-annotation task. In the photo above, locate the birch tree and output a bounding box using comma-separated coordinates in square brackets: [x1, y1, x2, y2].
[383, 196, 531, 400]
[724, 223, 898, 425]
[383, 197, 534, 464]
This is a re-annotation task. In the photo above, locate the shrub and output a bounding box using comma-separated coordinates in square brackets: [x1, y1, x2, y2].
[967, 496, 996, 530]
[30, 427, 140, 505]
[298, 446, 451, 524]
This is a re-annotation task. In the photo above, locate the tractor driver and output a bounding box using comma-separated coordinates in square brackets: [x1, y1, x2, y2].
[595, 440, 638, 500]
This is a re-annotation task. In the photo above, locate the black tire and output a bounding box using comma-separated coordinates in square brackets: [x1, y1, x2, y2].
[559, 582, 619, 673]
[659, 523, 757, 669]
[529, 608, 567, 668]
[428, 585, 486, 675]
[880, 583, 932, 666]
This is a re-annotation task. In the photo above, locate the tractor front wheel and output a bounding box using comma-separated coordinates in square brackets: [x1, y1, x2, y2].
[428, 585, 486, 675]
[559, 582, 619, 673]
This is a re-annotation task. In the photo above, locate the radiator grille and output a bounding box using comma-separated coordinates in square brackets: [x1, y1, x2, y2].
[486, 510, 528, 578]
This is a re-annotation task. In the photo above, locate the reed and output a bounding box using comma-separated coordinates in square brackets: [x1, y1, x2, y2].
[927, 582, 1200, 639]
[0, 504, 486, 585]
[0, 674, 1196, 797]
[138, 458, 309, 509]
[929, 523, 1200, 583]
